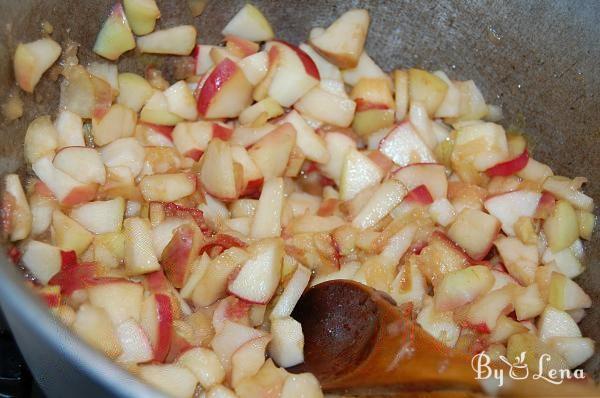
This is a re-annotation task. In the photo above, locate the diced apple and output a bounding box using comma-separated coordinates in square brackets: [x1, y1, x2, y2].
[100, 137, 146, 178]
[163, 80, 198, 120]
[542, 176, 594, 212]
[494, 236, 538, 286]
[197, 58, 253, 119]
[270, 265, 311, 319]
[546, 246, 584, 279]
[52, 210, 94, 255]
[211, 320, 266, 371]
[138, 364, 197, 398]
[177, 347, 225, 389]
[140, 293, 174, 362]
[379, 122, 436, 167]
[54, 110, 85, 148]
[229, 123, 276, 148]
[341, 51, 389, 87]
[428, 198, 456, 227]
[221, 3, 274, 42]
[116, 318, 154, 364]
[484, 190, 541, 236]
[320, 132, 356, 183]
[537, 305, 582, 342]
[433, 71, 461, 119]
[137, 25, 196, 55]
[407, 68, 448, 117]
[231, 336, 271, 387]
[514, 283, 545, 320]
[21, 240, 61, 284]
[14, 38, 61, 92]
[416, 232, 471, 286]
[24, 116, 59, 164]
[73, 304, 122, 358]
[210, 46, 241, 65]
[117, 73, 154, 113]
[93, 3, 136, 61]
[124, 217, 161, 275]
[576, 210, 595, 241]
[199, 138, 238, 200]
[309, 9, 369, 68]
[123, 0, 160, 36]
[171, 120, 213, 160]
[239, 97, 283, 126]
[207, 385, 238, 398]
[434, 265, 494, 311]
[464, 285, 514, 330]
[140, 90, 183, 126]
[294, 86, 356, 127]
[3, 174, 32, 241]
[452, 122, 509, 171]
[447, 209, 500, 260]
[88, 281, 143, 325]
[238, 50, 269, 85]
[506, 333, 568, 376]
[269, 316, 304, 368]
[299, 43, 342, 81]
[393, 69, 409, 121]
[548, 273, 591, 311]
[248, 123, 296, 180]
[139, 173, 196, 202]
[416, 296, 460, 348]
[161, 224, 203, 288]
[517, 157, 554, 184]
[248, 178, 283, 239]
[352, 180, 407, 229]
[488, 315, 528, 344]
[192, 247, 249, 307]
[281, 373, 323, 398]
[392, 163, 448, 200]
[54, 147, 107, 185]
[547, 337, 594, 369]
[70, 198, 125, 234]
[453, 80, 488, 121]
[339, 149, 384, 201]
[229, 238, 283, 304]
[543, 200, 579, 252]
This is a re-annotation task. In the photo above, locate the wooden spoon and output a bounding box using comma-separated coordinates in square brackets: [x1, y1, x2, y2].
[289, 280, 598, 397]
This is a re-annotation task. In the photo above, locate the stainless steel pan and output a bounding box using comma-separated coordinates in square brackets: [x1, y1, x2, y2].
[0, 1, 598, 396]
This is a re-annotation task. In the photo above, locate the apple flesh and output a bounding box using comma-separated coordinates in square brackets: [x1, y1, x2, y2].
[199, 138, 239, 201]
[543, 200, 579, 252]
[221, 3, 274, 42]
[379, 122, 436, 167]
[542, 176, 594, 212]
[3, 174, 32, 241]
[407, 68, 448, 117]
[270, 265, 311, 319]
[138, 364, 197, 398]
[228, 238, 283, 304]
[415, 232, 472, 286]
[416, 297, 460, 348]
[137, 25, 197, 55]
[248, 123, 296, 180]
[239, 97, 283, 126]
[164, 80, 198, 120]
[548, 273, 591, 311]
[484, 190, 541, 236]
[161, 224, 203, 288]
[537, 305, 582, 342]
[124, 217, 161, 276]
[70, 197, 125, 234]
[87, 281, 144, 325]
[140, 293, 174, 363]
[140, 90, 183, 126]
[72, 304, 122, 359]
[139, 173, 196, 202]
[547, 337, 595, 369]
[447, 209, 500, 260]
[177, 347, 225, 389]
[93, 3, 136, 61]
[294, 86, 356, 128]
[494, 236, 538, 286]
[309, 9, 369, 68]
[24, 116, 59, 164]
[250, 177, 285, 239]
[514, 283, 545, 321]
[123, 0, 160, 36]
[231, 336, 271, 387]
[463, 285, 515, 331]
[452, 122, 509, 171]
[115, 318, 154, 364]
[52, 210, 94, 255]
[14, 38, 61, 93]
[53, 147, 107, 185]
[268, 316, 305, 368]
[434, 265, 494, 311]
[352, 180, 407, 229]
[392, 163, 448, 200]
[54, 110, 84, 148]
[21, 240, 62, 284]
[100, 137, 146, 178]
[341, 51, 389, 87]
[116, 72, 154, 113]
[319, 132, 356, 183]
[211, 319, 267, 371]
[339, 148, 384, 200]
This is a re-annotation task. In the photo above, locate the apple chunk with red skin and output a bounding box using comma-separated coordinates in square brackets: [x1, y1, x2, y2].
[161, 224, 203, 288]
[32, 157, 97, 207]
[14, 38, 61, 93]
[447, 209, 500, 260]
[140, 293, 174, 363]
[392, 163, 448, 200]
[197, 58, 253, 119]
[228, 238, 283, 304]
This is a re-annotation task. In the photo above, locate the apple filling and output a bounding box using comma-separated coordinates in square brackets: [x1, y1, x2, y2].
[5, 3, 596, 397]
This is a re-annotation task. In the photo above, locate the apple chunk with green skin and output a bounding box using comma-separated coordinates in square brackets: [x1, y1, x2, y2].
[228, 238, 283, 304]
[161, 224, 203, 288]
[137, 25, 197, 55]
[447, 209, 500, 260]
[123, 0, 160, 36]
[14, 38, 61, 93]
[309, 9, 369, 68]
[3, 174, 32, 241]
[94, 3, 136, 61]
[221, 3, 274, 42]
[434, 265, 494, 311]
[197, 59, 253, 119]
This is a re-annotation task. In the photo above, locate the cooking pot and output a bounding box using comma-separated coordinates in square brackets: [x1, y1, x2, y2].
[0, 0, 598, 396]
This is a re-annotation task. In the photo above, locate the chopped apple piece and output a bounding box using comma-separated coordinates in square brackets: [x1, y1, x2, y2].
[392, 163, 448, 200]
[463, 285, 514, 330]
[454, 80, 488, 121]
[494, 236, 538, 286]
[294, 86, 356, 127]
[221, 3, 274, 42]
[21, 240, 62, 284]
[279, 111, 329, 164]
[517, 158, 554, 184]
[248, 123, 296, 180]
[70, 198, 125, 234]
[117, 73, 154, 113]
[434, 265, 494, 311]
[32, 157, 97, 207]
[320, 132, 356, 183]
[239, 97, 283, 126]
[115, 318, 154, 364]
[3, 174, 32, 241]
[199, 139, 238, 201]
[238, 50, 269, 85]
[352, 180, 407, 229]
[211, 320, 267, 371]
[140, 90, 183, 126]
[547, 337, 595, 369]
[53, 147, 107, 185]
[506, 333, 568, 376]
[139, 173, 196, 202]
[537, 305, 582, 342]
[178, 347, 225, 389]
[514, 283, 545, 320]
[339, 149, 384, 200]
[341, 51, 389, 87]
[251, 178, 285, 239]
[416, 297, 460, 348]
[164, 81, 198, 120]
[231, 336, 271, 387]
[270, 265, 311, 319]
[408, 69, 448, 117]
[73, 304, 122, 359]
[100, 137, 146, 177]
[576, 210, 595, 240]
[452, 122, 509, 171]
[428, 198, 457, 227]
[24, 116, 59, 164]
[416, 232, 471, 286]
[433, 71, 461, 118]
[123, 0, 160, 36]
[542, 176, 594, 212]
[124, 217, 161, 275]
[379, 122, 436, 167]
[138, 364, 197, 398]
[197, 59, 253, 119]
[52, 210, 94, 255]
[269, 316, 304, 368]
[137, 25, 196, 55]
[484, 190, 541, 236]
[161, 224, 203, 288]
[88, 281, 144, 325]
[447, 209, 500, 260]
[299, 43, 342, 81]
[489, 315, 528, 344]
[543, 200, 579, 252]
[14, 38, 61, 93]
[93, 3, 136, 61]
[394, 69, 409, 121]
[309, 9, 369, 68]
[548, 273, 591, 311]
